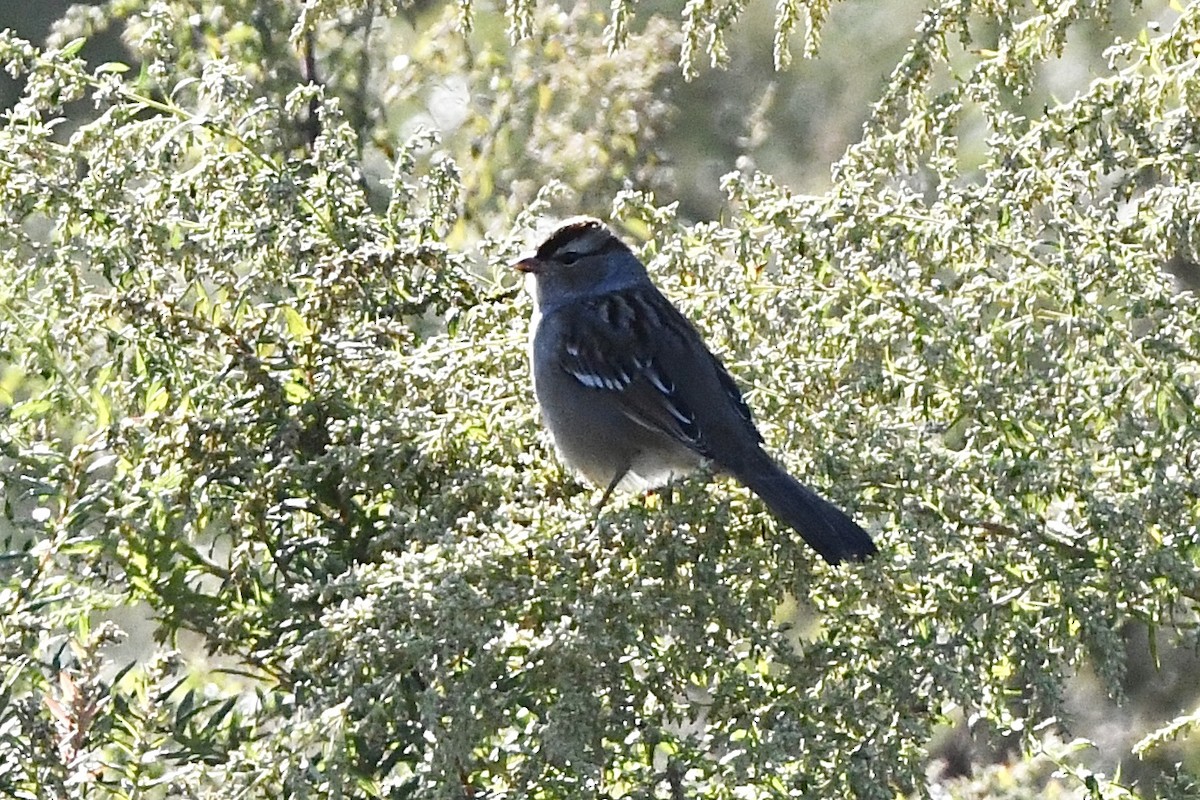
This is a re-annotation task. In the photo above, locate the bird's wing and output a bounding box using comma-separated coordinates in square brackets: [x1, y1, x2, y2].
[555, 286, 761, 458]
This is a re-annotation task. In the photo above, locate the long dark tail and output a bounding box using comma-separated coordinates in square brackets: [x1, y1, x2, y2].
[732, 452, 876, 565]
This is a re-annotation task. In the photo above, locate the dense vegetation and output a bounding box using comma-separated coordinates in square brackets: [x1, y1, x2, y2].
[1, 1, 1198, 797]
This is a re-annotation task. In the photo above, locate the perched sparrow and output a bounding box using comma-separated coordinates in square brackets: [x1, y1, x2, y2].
[515, 217, 876, 565]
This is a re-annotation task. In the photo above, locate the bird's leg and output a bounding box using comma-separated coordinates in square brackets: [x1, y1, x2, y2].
[591, 465, 628, 533]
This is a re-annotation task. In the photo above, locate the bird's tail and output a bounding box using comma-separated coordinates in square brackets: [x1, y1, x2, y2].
[732, 452, 876, 565]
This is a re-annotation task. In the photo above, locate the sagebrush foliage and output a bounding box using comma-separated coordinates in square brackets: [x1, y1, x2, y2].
[1, 1, 1198, 798]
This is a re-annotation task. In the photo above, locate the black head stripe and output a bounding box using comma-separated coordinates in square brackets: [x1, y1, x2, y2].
[537, 219, 605, 259]
[536, 218, 630, 261]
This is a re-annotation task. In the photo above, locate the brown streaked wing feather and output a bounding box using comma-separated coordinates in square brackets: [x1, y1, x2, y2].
[557, 287, 708, 453]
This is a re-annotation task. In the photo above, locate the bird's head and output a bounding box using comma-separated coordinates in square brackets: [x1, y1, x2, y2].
[514, 217, 647, 309]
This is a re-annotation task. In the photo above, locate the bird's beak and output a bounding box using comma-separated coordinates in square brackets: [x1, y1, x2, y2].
[513, 256, 541, 274]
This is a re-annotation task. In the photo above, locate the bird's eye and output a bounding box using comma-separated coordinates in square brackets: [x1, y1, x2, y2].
[558, 251, 583, 265]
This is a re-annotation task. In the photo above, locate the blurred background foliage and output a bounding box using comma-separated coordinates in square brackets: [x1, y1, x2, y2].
[1, 0, 1199, 798]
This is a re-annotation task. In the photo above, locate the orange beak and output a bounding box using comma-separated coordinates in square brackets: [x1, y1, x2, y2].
[513, 256, 542, 274]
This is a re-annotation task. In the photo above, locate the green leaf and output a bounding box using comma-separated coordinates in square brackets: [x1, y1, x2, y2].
[282, 305, 311, 339]
[10, 397, 53, 419]
[283, 381, 311, 403]
[59, 37, 86, 58]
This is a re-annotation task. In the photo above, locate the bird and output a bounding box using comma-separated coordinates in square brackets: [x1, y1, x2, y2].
[514, 216, 876, 565]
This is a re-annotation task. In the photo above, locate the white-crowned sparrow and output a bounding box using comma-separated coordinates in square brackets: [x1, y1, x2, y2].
[515, 216, 876, 564]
